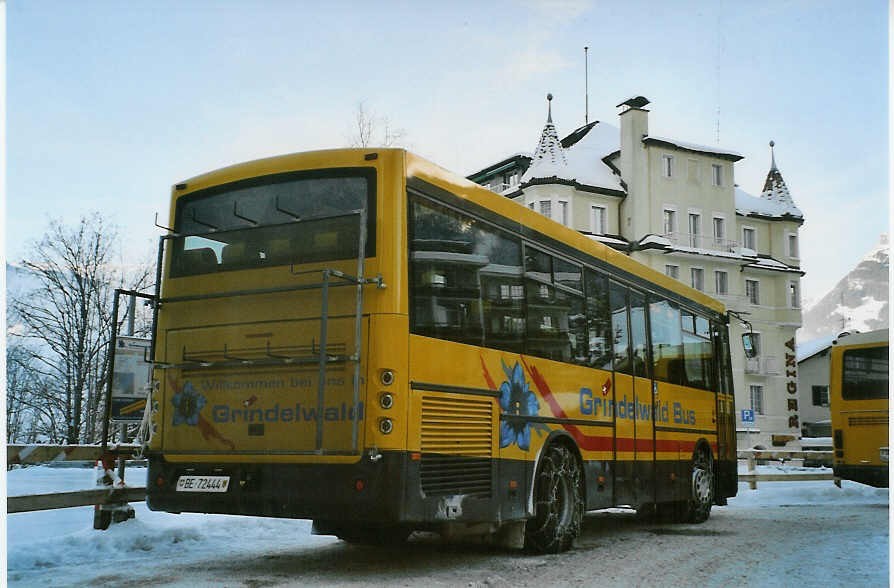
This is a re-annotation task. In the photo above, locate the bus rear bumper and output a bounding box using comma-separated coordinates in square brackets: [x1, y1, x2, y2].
[146, 452, 405, 522]
[833, 464, 889, 488]
[145, 452, 527, 526]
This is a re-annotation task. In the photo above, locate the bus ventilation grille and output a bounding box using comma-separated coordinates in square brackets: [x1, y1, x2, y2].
[420, 395, 493, 497]
[848, 415, 889, 427]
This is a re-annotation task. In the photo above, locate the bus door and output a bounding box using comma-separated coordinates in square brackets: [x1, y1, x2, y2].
[629, 289, 655, 502]
[712, 323, 736, 497]
[609, 281, 643, 505]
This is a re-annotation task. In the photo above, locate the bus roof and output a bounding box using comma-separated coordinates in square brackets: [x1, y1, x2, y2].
[170, 147, 726, 318]
[833, 329, 889, 348]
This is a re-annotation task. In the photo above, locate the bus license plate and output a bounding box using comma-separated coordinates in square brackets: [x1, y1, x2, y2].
[881, 447, 889, 463]
[176, 475, 230, 493]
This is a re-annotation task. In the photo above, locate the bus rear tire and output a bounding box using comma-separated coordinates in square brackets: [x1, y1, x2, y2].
[653, 448, 714, 524]
[524, 443, 584, 553]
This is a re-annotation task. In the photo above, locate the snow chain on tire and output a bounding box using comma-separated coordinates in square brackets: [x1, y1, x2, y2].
[686, 447, 714, 523]
[524, 443, 584, 553]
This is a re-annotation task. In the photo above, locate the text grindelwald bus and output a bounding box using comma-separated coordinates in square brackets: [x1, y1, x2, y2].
[144, 149, 738, 552]
[830, 329, 889, 488]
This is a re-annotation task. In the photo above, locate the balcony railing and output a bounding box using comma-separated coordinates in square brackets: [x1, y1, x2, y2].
[745, 356, 781, 375]
[485, 182, 518, 194]
[663, 232, 740, 254]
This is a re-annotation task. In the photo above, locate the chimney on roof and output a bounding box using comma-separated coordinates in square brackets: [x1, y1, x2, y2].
[617, 95, 651, 113]
[618, 96, 651, 241]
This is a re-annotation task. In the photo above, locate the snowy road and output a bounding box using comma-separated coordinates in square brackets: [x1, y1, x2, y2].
[6, 466, 889, 587]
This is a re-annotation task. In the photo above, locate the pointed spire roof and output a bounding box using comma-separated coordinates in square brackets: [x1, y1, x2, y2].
[521, 93, 569, 182]
[759, 140, 803, 218]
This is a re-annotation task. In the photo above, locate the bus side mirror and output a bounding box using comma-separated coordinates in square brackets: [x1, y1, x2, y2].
[742, 333, 757, 359]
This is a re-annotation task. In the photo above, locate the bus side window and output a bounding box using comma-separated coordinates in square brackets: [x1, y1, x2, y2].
[585, 270, 612, 371]
[629, 289, 649, 378]
[178, 247, 219, 275]
[609, 281, 632, 375]
[649, 297, 684, 386]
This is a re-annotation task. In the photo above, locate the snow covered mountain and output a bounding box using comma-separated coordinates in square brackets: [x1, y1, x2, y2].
[799, 234, 889, 340]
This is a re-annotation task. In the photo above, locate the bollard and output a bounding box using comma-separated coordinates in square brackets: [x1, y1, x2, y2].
[748, 455, 757, 490]
[93, 454, 135, 530]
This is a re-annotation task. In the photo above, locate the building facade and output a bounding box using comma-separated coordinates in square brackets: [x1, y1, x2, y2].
[796, 337, 835, 433]
[468, 95, 805, 449]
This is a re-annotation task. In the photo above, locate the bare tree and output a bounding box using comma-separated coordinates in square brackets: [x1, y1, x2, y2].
[10, 213, 153, 444]
[348, 101, 407, 148]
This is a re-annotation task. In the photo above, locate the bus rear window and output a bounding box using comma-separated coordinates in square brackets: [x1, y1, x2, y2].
[171, 168, 375, 277]
[842, 346, 889, 400]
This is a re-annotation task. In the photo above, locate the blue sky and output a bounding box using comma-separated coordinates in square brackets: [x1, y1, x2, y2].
[5, 0, 889, 301]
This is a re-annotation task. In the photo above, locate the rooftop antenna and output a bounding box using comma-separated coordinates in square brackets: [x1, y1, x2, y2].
[584, 46, 589, 125]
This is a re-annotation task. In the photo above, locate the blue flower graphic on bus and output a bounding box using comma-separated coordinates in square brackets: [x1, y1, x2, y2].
[499, 361, 540, 450]
[171, 381, 206, 426]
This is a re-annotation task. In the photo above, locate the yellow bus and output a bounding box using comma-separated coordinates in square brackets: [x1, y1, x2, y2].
[145, 148, 738, 552]
[830, 329, 888, 488]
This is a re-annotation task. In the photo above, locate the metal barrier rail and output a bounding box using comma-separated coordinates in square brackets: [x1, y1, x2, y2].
[737, 450, 836, 489]
[7, 444, 141, 465]
[8, 486, 146, 514]
[7, 444, 146, 526]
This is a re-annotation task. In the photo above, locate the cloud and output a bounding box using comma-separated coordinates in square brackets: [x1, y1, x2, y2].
[502, 0, 593, 81]
[524, 0, 593, 24]
[506, 48, 570, 82]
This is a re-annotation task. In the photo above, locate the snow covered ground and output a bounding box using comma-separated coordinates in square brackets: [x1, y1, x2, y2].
[5, 463, 890, 587]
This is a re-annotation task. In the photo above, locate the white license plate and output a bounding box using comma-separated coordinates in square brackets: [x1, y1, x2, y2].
[881, 447, 889, 463]
[176, 475, 230, 493]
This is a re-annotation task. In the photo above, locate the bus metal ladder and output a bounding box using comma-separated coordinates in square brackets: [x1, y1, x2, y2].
[108, 208, 383, 455]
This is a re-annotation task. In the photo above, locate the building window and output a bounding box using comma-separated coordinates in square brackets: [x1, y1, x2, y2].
[688, 213, 701, 248]
[742, 227, 756, 251]
[745, 279, 760, 305]
[663, 209, 677, 235]
[714, 270, 728, 295]
[539, 201, 552, 219]
[591, 205, 606, 235]
[812, 385, 829, 407]
[559, 201, 569, 226]
[788, 234, 799, 258]
[662, 155, 674, 178]
[690, 268, 704, 291]
[713, 216, 725, 245]
[503, 171, 518, 187]
[712, 164, 722, 186]
[749, 384, 764, 415]
[789, 281, 800, 308]
[665, 264, 679, 279]
[750, 332, 762, 357]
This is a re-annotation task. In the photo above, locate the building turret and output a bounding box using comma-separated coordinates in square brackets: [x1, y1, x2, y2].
[760, 141, 803, 218]
[521, 94, 568, 182]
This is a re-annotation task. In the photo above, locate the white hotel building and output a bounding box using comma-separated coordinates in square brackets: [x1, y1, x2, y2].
[468, 95, 805, 449]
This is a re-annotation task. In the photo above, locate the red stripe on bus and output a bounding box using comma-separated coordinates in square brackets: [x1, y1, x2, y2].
[520, 359, 716, 456]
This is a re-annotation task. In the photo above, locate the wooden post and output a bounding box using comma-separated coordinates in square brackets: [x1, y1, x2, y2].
[748, 454, 757, 490]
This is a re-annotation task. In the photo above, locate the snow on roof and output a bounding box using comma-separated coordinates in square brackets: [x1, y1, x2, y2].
[796, 334, 837, 362]
[521, 121, 623, 192]
[643, 135, 743, 160]
[735, 187, 804, 220]
[563, 122, 623, 191]
[638, 234, 671, 248]
[466, 152, 532, 180]
[522, 95, 568, 182]
[586, 234, 628, 247]
[746, 256, 797, 271]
